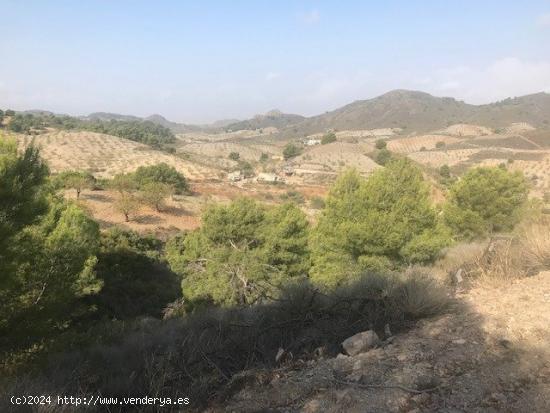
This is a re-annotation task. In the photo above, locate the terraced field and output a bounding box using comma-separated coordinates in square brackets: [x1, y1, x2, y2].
[291, 141, 380, 175]
[15, 131, 218, 179]
[387, 134, 461, 154]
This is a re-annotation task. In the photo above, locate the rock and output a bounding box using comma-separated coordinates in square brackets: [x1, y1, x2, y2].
[454, 268, 464, 284]
[384, 323, 392, 337]
[452, 338, 466, 345]
[342, 330, 380, 356]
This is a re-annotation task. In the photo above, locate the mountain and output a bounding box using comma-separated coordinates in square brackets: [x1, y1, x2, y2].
[226, 109, 305, 131]
[86, 112, 142, 122]
[276, 90, 550, 137]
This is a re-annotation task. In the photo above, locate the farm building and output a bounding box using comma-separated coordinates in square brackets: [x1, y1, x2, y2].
[257, 172, 283, 183]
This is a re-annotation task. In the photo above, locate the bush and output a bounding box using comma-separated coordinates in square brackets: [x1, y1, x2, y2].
[166, 198, 310, 308]
[52, 170, 95, 199]
[310, 161, 450, 288]
[228, 152, 240, 161]
[280, 190, 305, 204]
[132, 163, 188, 194]
[283, 143, 302, 160]
[375, 139, 387, 150]
[321, 132, 337, 145]
[310, 196, 325, 209]
[90, 228, 181, 320]
[375, 148, 392, 165]
[435, 141, 446, 149]
[444, 167, 528, 239]
[439, 164, 451, 179]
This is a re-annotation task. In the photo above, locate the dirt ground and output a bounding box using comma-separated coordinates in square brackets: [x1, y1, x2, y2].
[208, 272, 550, 412]
[75, 182, 328, 235]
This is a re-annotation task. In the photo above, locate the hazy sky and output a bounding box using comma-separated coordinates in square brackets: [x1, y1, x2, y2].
[1, 1, 550, 123]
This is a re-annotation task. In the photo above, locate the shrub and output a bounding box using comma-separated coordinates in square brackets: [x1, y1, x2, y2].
[139, 182, 173, 212]
[444, 167, 528, 239]
[90, 228, 181, 320]
[228, 152, 240, 161]
[435, 141, 446, 149]
[52, 170, 95, 199]
[518, 222, 550, 275]
[283, 143, 302, 160]
[310, 196, 325, 209]
[166, 198, 310, 308]
[321, 132, 337, 145]
[279, 190, 305, 204]
[375, 139, 387, 150]
[310, 161, 450, 288]
[375, 148, 392, 165]
[439, 164, 451, 179]
[132, 163, 188, 194]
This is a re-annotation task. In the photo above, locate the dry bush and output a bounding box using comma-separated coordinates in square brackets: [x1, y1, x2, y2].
[424, 241, 488, 283]
[518, 221, 550, 275]
[1, 273, 450, 411]
[471, 237, 523, 283]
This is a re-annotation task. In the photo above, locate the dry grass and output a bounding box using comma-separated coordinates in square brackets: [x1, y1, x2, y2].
[1, 273, 450, 411]
[518, 222, 550, 275]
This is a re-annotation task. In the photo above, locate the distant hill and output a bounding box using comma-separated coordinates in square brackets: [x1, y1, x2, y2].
[86, 112, 142, 122]
[226, 109, 305, 131]
[276, 90, 550, 137]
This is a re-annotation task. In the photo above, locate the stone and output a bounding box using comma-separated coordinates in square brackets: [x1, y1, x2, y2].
[342, 330, 380, 356]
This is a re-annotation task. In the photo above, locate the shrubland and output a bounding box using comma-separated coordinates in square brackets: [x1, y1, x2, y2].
[0, 136, 543, 411]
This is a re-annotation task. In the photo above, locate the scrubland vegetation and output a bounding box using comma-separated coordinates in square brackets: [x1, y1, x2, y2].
[1, 134, 547, 411]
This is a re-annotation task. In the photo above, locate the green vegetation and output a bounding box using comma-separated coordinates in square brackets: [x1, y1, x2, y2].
[228, 151, 240, 161]
[132, 163, 188, 194]
[310, 160, 451, 288]
[279, 189, 305, 204]
[439, 164, 451, 179]
[283, 142, 303, 160]
[53, 170, 96, 199]
[444, 167, 528, 239]
[260, 152, 269, 162]
[166, 198, 310, 309]
[375, 148, 393, 165]
[375, 139, 387, 149]
[435, 141, 446, 149]
[310, 196, 325, 209]
[0, 139, 100, 350]
[0, 112, 175, 149]
[321, 132, 337, 144]
[91, 228, 181, 319]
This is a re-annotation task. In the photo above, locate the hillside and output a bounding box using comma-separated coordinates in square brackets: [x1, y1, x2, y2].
[215, 271, 550, 412]
[226, 109, 305, 131]
[274, 90, 550, 137]
[13, 130, 217, 180]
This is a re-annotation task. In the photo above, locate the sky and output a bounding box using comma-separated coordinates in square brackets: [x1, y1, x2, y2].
[1, 0, 550, 123]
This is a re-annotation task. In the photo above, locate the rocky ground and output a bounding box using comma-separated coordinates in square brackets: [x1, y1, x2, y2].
[207, 272, 550, 412]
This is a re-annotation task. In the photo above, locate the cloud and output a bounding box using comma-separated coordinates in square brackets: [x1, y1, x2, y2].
[300, 9, 320, 25]
[265, 72, 281, 81]
[536, 12, 550, 27]
[425, 58, 550, 103]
